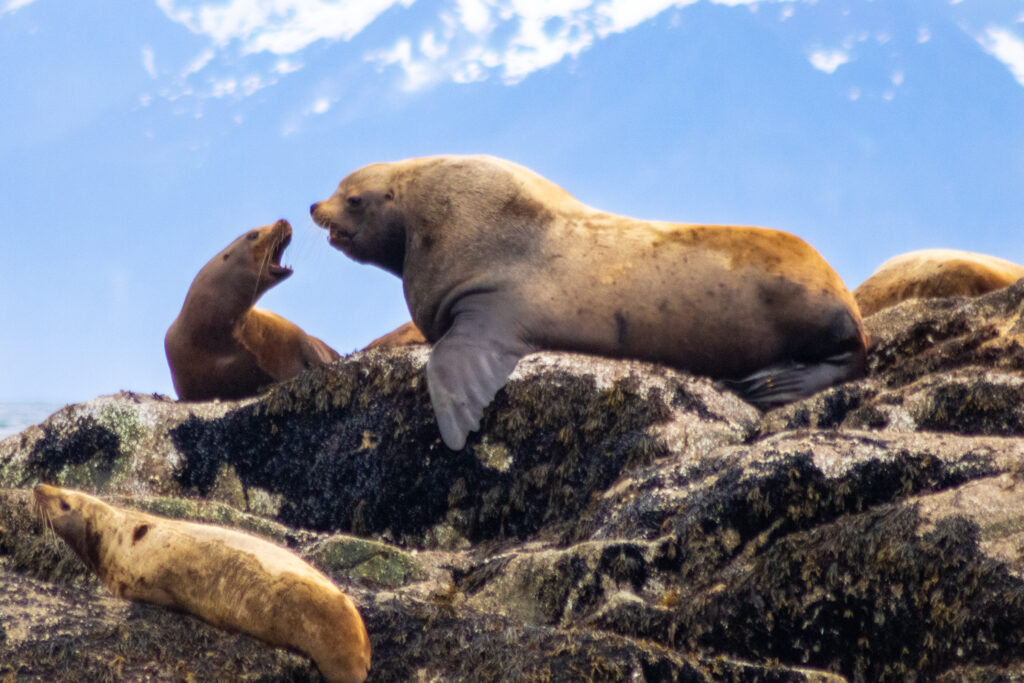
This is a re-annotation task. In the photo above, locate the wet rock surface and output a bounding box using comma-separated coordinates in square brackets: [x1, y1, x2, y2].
[2, 280, 1024, 681]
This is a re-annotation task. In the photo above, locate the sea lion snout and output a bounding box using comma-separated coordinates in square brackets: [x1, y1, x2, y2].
[33, 483, 60, 500]
[32, 484, 66, 515]
[311, 202, 356, 251]
[310, 203, 340, 232]
[268, 218, 293, 246]
[260, 220, 294, 281]
[310, 201, 331, 228]
[310, 198, 352, 232]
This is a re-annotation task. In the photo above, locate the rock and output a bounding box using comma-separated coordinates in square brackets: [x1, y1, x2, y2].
[2, 281, 1024, 681]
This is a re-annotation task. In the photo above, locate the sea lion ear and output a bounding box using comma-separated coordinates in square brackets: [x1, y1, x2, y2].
[426, 294, 533, 450]
[385, 189, 394, 200]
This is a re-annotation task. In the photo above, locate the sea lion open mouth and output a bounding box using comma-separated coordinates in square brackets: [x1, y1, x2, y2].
[309, 211, 355, 248]
[313, 219, 355, 250]
[268, 222, 294, 278]
[328, 228, 354, 251]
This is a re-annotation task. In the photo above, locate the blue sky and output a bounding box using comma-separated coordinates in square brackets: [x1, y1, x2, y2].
[2, 0, 1023, 404]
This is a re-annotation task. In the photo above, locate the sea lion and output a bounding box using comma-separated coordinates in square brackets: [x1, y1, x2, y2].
[165, 219, 340, 401]
[311, 155, 868, 450]
[32, 484, 371, 683]
[854, 249, 1024, 316]
[363, 320, 427, 350]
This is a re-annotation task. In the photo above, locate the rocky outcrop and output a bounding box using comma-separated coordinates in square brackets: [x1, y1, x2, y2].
[2, 280, 1024, 681]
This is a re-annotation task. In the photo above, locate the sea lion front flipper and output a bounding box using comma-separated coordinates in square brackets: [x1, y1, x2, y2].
[723, 350, 862, 408]
[426, 301, 533, 450]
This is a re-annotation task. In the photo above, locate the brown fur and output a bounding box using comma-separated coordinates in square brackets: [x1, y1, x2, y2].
[854, 249, 1024, 316]
[33, 485, 371, 683]
[165, 220, 340, 401]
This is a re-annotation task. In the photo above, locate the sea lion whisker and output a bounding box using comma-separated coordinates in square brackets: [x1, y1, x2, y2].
[44, 523, 59, 548]
[251, 246, 274, 305]
[31, 497, 59, 546]
[290, 225, 323, 264]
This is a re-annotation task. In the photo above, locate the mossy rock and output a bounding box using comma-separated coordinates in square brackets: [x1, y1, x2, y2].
[309, 535, 428, 588]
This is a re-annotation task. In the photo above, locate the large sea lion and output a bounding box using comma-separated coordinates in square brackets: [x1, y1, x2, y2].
[854, 249, 1024, 317]
[165, 219, 340, 401]
[311, 155, 868, 449]
[33, 484, 371, 683]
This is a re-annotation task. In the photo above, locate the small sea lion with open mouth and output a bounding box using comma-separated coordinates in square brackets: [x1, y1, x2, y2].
[165, 219, 340, 401]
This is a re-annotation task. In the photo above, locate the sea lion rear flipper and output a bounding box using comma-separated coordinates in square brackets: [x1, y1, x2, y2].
[427, 303, 532, 450]
[723, 351, 862, 408]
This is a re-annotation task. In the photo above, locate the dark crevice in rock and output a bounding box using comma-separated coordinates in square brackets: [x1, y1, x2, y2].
[656, 449, 997, 587]
[24, 417, 121, 487]
[673, 508, 1024, 682]
[916, 379, 1024, 436]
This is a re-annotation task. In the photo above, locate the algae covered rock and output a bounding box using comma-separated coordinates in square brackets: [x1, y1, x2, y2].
[2, 281, 1024, 681]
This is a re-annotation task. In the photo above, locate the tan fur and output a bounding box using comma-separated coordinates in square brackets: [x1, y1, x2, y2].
[165, 220, 340, 401]
[32, 485, 371, 683]
[313, 154, 866, 373]
[854, 249, 1024, 316]
[363, 321, 427, 350]
[312, 155, 868, 446]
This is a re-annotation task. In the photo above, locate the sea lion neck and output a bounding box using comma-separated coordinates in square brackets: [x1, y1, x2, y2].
[179, 257, 264, 336]
[58, 494, 121, 582]
[88, 503, 124, 583]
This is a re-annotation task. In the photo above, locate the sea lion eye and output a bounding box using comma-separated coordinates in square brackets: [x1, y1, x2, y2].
[60, 500, 70, 511]
[247, 232, 259, 240]
[347, 196, 362, 209]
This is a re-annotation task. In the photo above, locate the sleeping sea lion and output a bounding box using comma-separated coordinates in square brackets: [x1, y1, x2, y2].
[165, 219, 340, 400]
[32, 484, 371, 683]
[854, 248, 1024, 316]
[311, 155, 868, 449]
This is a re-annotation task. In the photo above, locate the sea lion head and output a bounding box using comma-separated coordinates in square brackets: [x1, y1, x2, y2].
[216, 219, 294, 299]
[32, 484, 107, 573]
[310, 163, 407, 275]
